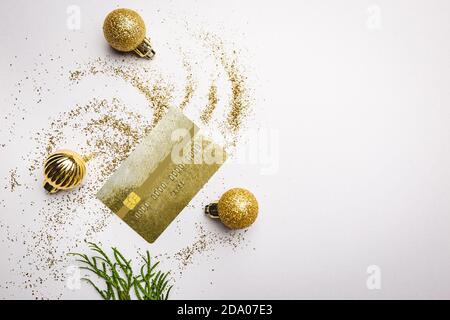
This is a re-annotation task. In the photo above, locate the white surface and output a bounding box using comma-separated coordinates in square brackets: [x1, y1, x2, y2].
[1, 0, 450, 299]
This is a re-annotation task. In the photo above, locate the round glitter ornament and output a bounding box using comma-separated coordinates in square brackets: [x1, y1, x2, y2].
[205, 188, 259, 229]
[103, 8, 155, 59]
[43, 150, 86, 193]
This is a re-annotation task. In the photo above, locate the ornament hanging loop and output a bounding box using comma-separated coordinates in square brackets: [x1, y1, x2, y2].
[43, 181, 59, 194]
[204, 202, 220, 219]
[134, 38, 155, 59]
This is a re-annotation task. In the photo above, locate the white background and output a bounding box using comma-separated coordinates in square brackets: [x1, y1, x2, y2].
[0, 0, 450, 299]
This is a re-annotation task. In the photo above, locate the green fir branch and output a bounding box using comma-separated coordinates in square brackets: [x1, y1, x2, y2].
[68, 242, 172, 300]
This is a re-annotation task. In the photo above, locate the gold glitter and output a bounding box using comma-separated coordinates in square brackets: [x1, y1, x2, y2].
[179, 57, 196, 110]
[8, 168, 21, 192]
[217, 188, 258, 229]
[168, 223, 249, 271]
[103, 9, 146, 52]
[70, 58, 174, 128]
[112, 67, 173, 127]
[200, 33, 251, 135]
[227, 68, 249, 134]
[200, 82, 218, 124]
[70, 35, 252, 139]
[69, 70, 83, 81]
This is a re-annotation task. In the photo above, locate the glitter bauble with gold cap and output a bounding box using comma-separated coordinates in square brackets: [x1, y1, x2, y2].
[43, 150, 86, 193]
[103, 8, 155, 59]
[205, 188, 259, 229]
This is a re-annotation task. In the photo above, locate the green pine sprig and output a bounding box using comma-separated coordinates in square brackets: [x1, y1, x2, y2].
[68, 242, 173, 300]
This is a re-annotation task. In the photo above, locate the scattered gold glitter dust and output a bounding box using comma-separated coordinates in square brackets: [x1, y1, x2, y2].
[31, 97, 148, 180]
[227, 71, 249, 134]
[69, 70, 82, 81]
[199, 32, 252, 137]
[179, 57, 196, 110]
[200, 82, 218, 124]
[157, 223, 250, 273]
[8, 168, 21, 192]
[70, 57, 175, 129]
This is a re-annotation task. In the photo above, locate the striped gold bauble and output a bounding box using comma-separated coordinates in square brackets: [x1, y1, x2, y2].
[43, 150, 86, 193]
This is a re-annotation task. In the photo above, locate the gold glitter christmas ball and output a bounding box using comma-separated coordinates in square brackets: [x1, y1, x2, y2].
[43, 150, 86, 193]
[103, 8, 155, 58]
[205, 188, 259, 229]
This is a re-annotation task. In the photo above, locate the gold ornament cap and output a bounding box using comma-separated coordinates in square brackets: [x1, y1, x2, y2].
[103, 8, 155, 59]
[205, 188, 259, 229]
[43, 150, 86, 193]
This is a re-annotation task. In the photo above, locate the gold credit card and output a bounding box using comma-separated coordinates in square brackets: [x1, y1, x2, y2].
[97, 108, 226, 243]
